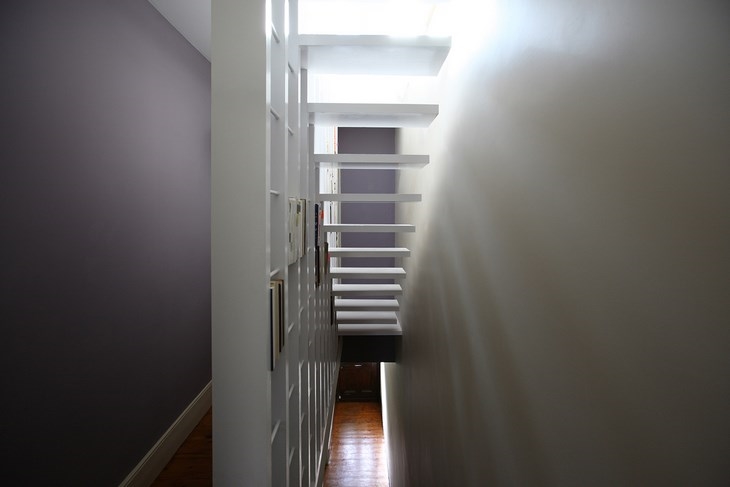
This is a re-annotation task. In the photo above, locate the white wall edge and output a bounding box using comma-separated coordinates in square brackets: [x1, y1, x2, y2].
[119, 381, 212, 487]
[315, 338, 343, 487]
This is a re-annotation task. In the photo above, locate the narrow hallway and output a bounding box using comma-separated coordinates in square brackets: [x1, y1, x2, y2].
[324, 401, 389, 487]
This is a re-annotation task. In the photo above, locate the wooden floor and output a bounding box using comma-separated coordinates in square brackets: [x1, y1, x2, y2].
[151, 409, 212, 486]
[151, 401, 387, 486]
[324, 402, 389, 487]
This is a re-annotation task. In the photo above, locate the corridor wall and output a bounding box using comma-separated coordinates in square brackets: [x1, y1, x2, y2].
[385, 1, 730, 485]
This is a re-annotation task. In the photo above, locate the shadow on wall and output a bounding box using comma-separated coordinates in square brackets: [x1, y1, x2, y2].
[387, 1, 730, 486]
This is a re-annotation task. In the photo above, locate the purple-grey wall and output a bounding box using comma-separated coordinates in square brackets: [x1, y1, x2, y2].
[0, 1, 211, 484]
[338, 128, 396, 285]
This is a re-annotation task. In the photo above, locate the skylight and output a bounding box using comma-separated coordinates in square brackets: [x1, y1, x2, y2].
[299, 0, 452, 37]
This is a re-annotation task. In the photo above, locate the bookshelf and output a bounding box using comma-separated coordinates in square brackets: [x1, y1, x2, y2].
[269, 1, 340, 486]
[206, 0, 451, 483]
[211, 0, 339, 485]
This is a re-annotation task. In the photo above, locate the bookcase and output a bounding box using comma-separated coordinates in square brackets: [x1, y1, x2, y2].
[268, 1, 339, 486]
[212, 0, 338, 486]
[211, 0, 450, 485]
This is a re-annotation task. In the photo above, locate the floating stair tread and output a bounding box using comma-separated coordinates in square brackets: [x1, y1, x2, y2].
[324, 224, 415, 233]
[329, 247, 411, 257]
[332, 283, 403, 296]
[314, 153, 429, 169]
[337, 311, 398, 324]
[300, 34, 450, 76]
[338, 323, 403, 336]
[334, 299, 400, 311]
[318, 193, 421, 202]
[331, 267, 406, 278]
[309, 103, 438, 128]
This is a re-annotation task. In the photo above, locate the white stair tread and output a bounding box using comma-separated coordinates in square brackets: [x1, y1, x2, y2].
[334, 299, 400, 311]
[314, 153, 429, 169]
[332, 283, 403, 296]
[331, 267, 406, 279]
[338, 323, 402, 336]
[309, 103, 438, 128]
[300, 34, 450, 76]
[318, 193, 421, 202]
[329, 247, 411, 257]
[337, 311, 398, 324]
[324, 224, 415, 233]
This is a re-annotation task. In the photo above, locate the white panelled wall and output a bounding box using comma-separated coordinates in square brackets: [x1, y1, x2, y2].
[213, 0, 339, 485]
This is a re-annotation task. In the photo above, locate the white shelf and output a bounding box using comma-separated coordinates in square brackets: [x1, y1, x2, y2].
[300, 35, 450, 76]
[329, 247, 411, 257]
[323, 224, 415, 233]
[337, 311, 398, 324]
[337, 323, 403, 336]
[309, 103, 438, 128]
[318, 193, 421, 202]
[271, 420, 282, 444]
[334, 299, 400, 311]
[314, 153, 429, 169]
[330, 267, 406, 279]
[271, 24, 280, 44]
[332, 283, 403, 296]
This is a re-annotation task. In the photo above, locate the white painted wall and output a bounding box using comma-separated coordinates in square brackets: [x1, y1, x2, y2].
[386, 1, 730, 485]
[211, 0, 270, 484]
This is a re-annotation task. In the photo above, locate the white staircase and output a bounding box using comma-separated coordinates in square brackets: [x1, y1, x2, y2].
[304, 34, 450, 337]
[314, 153, 429, 169]
[331, 284, 403, 297]
[328, 247, 410, 258]
[330, 267, 406, 279]
[334, 299, 400, 311]
[309, 102, 438, 127]
[323, 223, 415, 233]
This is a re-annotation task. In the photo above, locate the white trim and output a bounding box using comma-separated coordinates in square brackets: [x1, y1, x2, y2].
[119, 381, 212, 487]
[315, 339, 343, 487]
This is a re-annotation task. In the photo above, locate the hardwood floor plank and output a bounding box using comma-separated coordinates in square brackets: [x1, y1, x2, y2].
[324, 402, 388, 487]
[151, 409, 212, 486]
[150, 401, 387, 486]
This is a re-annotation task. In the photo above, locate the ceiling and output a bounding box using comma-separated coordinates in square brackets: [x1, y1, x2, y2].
[148, 0, 211, 60]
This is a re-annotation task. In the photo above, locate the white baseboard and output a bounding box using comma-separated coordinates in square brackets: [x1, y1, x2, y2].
[315, 339, 343, 487]
[119, 381, 212, 487]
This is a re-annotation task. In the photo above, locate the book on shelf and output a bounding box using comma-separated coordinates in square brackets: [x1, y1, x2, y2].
[315, 245, 320, 287]
[330, 295, 335, 326]
[314, 202, 321, 286]
[287, 198, 298, 265]
[298, 199, 306, 259]
[269, 278, 285, 370]
[314, 203, 320, 247]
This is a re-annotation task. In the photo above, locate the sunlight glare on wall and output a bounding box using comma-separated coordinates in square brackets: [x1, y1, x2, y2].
[299, 0, 452, 37]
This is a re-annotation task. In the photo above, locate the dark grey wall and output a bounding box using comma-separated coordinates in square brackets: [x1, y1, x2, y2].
[0, 1, 211, 484]
[338, 128, 396, 284]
